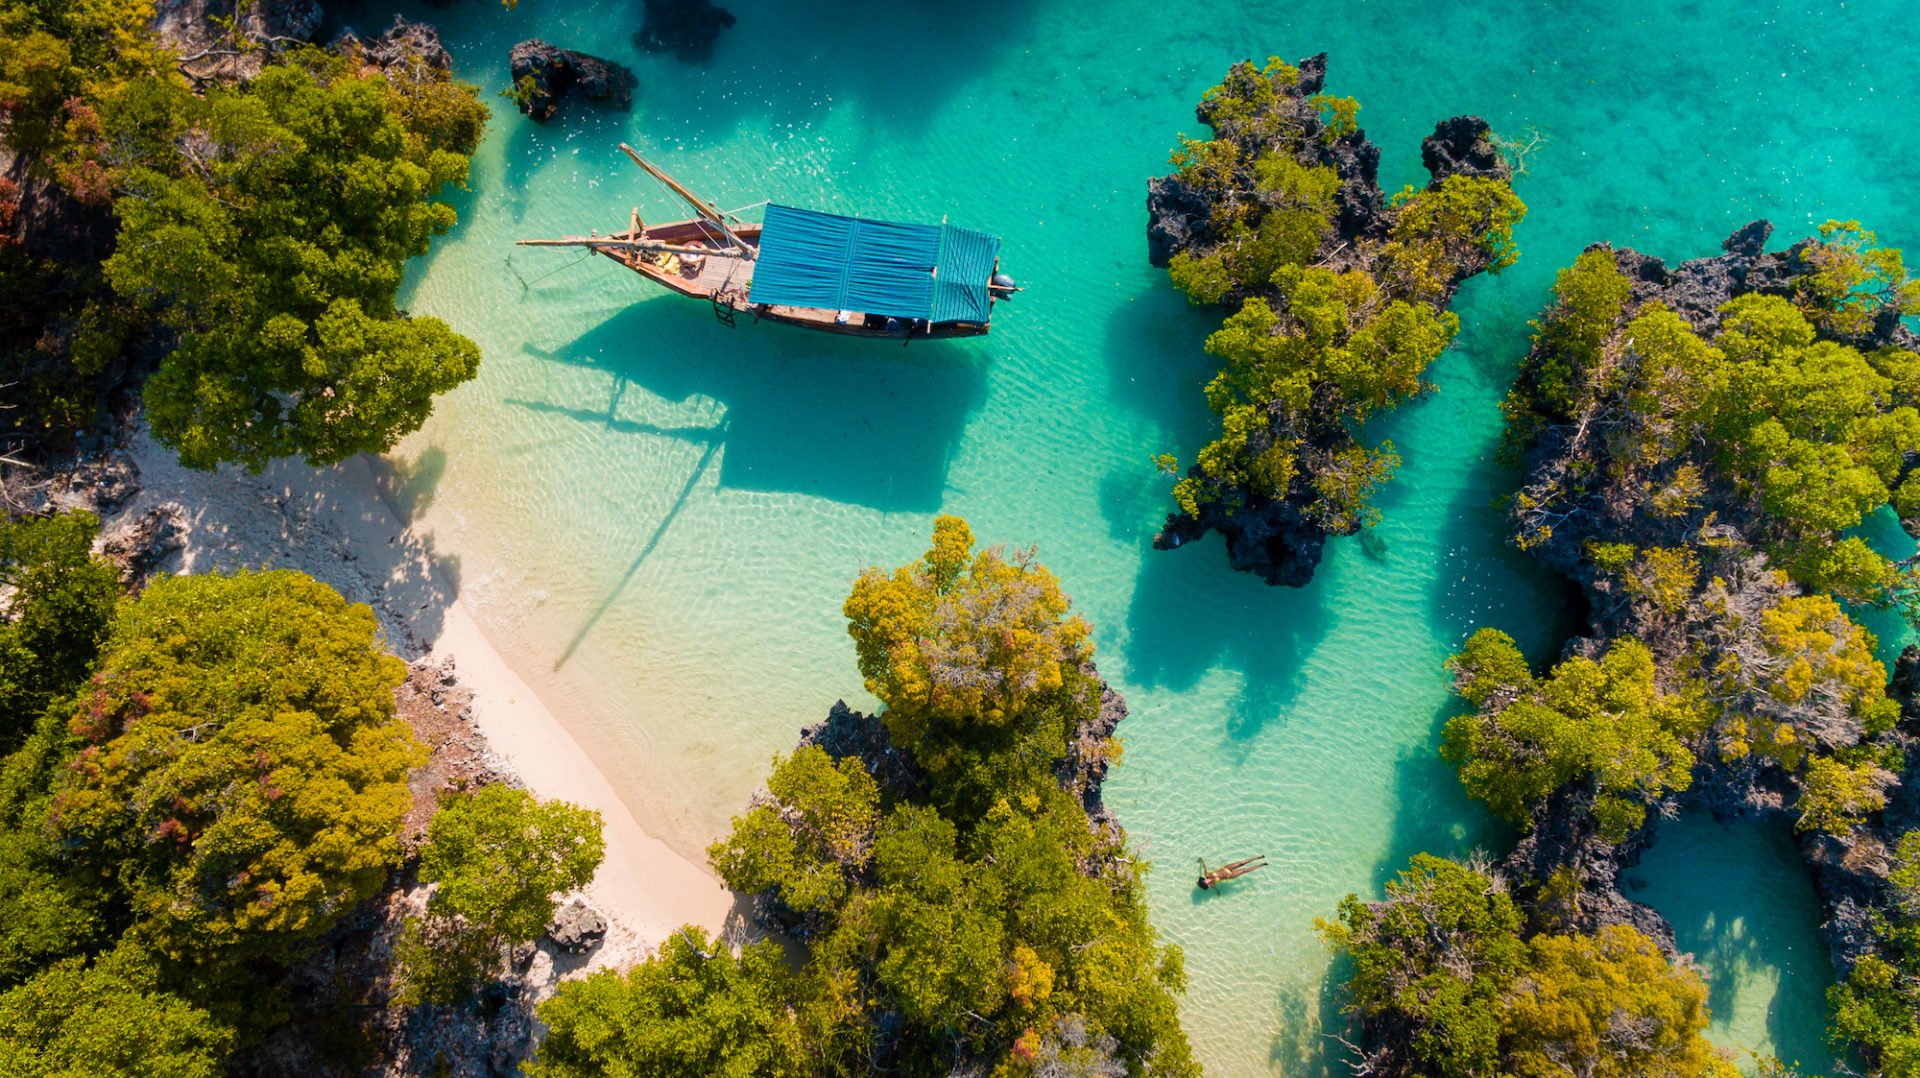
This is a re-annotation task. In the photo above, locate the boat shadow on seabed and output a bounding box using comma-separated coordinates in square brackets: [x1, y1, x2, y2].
[510, 293, 990, 513]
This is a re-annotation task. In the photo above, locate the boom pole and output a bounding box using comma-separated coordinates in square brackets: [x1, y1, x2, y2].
[516, 237, 752, 258]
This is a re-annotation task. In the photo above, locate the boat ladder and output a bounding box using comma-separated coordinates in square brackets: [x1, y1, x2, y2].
[711, 293, 737, 328]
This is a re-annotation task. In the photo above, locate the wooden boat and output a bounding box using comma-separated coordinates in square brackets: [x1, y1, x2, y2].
[517, 145, 1017, 339]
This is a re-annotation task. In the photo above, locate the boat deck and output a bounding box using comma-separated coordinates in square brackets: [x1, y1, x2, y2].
[561, 214, 991, 339]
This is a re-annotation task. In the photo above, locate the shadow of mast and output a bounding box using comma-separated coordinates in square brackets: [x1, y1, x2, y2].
[553, 420, 730, 670]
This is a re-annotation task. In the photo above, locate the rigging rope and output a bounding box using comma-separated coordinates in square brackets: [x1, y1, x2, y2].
[509, 250, 593, 291]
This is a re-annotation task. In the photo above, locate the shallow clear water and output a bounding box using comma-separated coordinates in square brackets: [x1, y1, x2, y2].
[358, 0, 1920, 1071]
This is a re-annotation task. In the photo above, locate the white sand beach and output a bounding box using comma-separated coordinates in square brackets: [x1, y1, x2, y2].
[101, 422, 734, 963]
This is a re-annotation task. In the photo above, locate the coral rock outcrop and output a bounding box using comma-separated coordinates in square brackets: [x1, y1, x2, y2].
[508, 40, 637, 122]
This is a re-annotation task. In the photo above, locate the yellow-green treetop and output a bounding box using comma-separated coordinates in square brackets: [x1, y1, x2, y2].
[50, 570, 423, 964]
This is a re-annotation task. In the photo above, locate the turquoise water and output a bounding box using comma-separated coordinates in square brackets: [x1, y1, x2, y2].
[361, 0, 1920, 1071]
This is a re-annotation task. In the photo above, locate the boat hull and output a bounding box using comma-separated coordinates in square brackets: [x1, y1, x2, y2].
[593, 218, 992, 339]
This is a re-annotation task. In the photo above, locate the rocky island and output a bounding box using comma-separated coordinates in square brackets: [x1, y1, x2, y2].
[1147, 54, 1527, 585]
[532, 517, 1198, 1075]
[1323, 223, 1920, 1076]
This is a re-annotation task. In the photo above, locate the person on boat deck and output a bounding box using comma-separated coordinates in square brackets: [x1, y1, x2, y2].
[834, 310, 853, 324]
[1196, 855, 1268, 890]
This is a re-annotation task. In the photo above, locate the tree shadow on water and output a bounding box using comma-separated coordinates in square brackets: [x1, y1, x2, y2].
[1121, 534, 1328, 751]
[1362, 696, 1513, 894]
[1100, 273, 1219, 431]
[1269, 971, 1347, 1076]
[516, 294, 988, 512]
[1629, 814, 1845, 1072]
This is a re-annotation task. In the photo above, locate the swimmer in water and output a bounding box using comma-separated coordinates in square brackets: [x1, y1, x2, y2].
[1196, 855, 1268, 890]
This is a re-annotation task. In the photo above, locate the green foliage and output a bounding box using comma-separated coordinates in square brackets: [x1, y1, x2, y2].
[1177, 271, 1457, 527]
[1830, 953, 1920, 1077]
[1795, 220, 1920, 338]
[1503, 925, 1739, 1078]
[0, 710, 103, 988]
[0, 0, 168, 187]
[0, 945, 232, 1078]
[398, 785, 601, 1004]
[0, 512, 121, 751]
[1165, 154, 1338, 304]
[844, 516, 1092, 769]
[50, 569, 423, 965]
[1385, 175, 1528, 302]
[2, 7, 485, 458]
[1309, 93, 1360, 140]
[1825, 830, 1920, 1075]
[1157, 63, 1523, 541]
[1510, 249, 1633, 423]
[1796, 755, 1893, 835]
[1165, 250, 1233, 304]
[1713, 592, 1898, 768]
[1320, 854, 1528, 1075]
[419, 785, 603, 942]
[528, 928, 806, 1078]
[1191, 56, 1302, 148]
[1443, 630, 1708, 842]
[1513, 250, 1920, 597]
[709, 746, 879, 915]
[1323, 855, 1736, 1078]
[101, 56, 483, 470]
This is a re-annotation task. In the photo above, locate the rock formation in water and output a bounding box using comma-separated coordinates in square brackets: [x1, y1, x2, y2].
[634, 0, 737, 62]
[741, 664, 1135, 945]
[1335, 219, 1920, 1078]
[1475, 221, 1920, 1066]
[508, 39, 638, 122]
[1146, 53, 1525, 586]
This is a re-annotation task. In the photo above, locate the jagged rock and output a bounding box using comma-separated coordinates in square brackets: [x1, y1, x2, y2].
[508, 39, 637, 122]
[1501, 222, 1920, 1005]
[1421, 115, 1511, 186]
[799, 700, 924, 803]
[332, 15, 451, 74]
[1057, 670, 1126, 812]
[634, 0, 737, 62]
[1144, 176, 1211, 268]
[99, 503, 186, 588]
[54, 451, 141, 516]
[1153, 489, 1328, 587]
[1499, 786, 1678, 952]
[545, 897, 607, 954]
[1, 147, 115, 265]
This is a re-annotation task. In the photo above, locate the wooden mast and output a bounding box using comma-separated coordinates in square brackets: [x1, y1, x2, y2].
[618, 143, 754, 257]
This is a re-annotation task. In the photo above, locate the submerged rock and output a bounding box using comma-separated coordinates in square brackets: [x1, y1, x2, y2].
[508, 39, 638, 122]
[635, 0, 737, 62]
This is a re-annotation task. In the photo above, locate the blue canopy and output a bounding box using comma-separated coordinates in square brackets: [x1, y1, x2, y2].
[748, 204, 1000, 324]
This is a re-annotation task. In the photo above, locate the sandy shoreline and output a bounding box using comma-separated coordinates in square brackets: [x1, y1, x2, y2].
[99, 422, 734, 961]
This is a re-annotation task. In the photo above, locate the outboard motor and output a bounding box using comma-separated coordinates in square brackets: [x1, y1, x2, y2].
[990, 271, 1018, 299]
